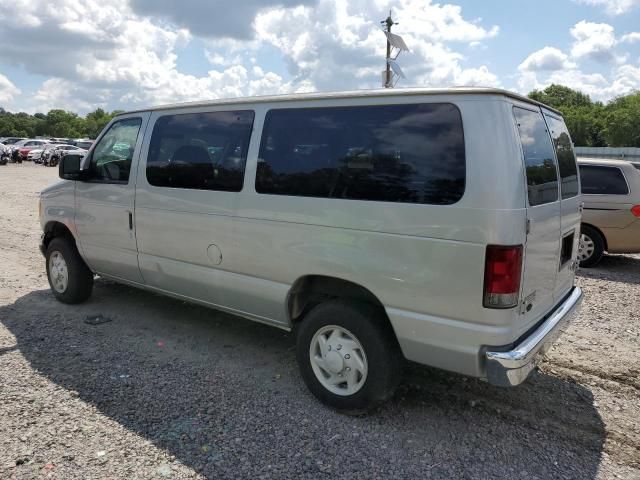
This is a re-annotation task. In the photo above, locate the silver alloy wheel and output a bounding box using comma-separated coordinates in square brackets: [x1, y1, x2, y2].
[309, 325, 368, 396]
[578, 234, 595, 262]
[48, 251, 69, 293]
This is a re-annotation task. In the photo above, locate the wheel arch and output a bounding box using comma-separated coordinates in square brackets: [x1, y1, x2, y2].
[43, 221, 77, 250]
[287, 275, 388, 325]
[581, 222, 608, 251]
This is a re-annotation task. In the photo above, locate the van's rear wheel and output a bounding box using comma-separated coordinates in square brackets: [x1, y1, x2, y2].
[46, 237, 94, 304]
[578, 225, 604, 268]
[296, 301, 402, 413]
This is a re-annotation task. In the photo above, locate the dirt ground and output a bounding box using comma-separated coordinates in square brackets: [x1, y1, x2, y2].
[0, 163, 638, 479]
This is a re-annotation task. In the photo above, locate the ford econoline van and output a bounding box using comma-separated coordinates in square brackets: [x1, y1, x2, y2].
[39, 88, 583, 411]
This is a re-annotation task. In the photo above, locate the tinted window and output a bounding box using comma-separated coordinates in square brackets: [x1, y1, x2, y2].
[545, 115, 579, 199]
[147, 111, 254, 191]
[513, 107, 558, 206]
[256, 103, 465, 205]
[89, 118, 142, 183]
[579, 165, 629, 195]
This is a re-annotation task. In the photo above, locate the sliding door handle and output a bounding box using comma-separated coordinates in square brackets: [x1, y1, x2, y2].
[127, 211, 133, 230]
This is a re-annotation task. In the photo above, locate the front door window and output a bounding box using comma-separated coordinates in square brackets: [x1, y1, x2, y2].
[88, 118, 142, 183]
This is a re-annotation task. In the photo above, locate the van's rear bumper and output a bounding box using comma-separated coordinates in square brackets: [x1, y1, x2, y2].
[485, 286, 583, 387]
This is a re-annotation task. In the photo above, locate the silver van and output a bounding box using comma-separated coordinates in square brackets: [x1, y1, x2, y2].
[39, 88, 583, 411]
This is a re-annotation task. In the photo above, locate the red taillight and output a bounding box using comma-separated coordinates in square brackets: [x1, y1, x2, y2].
[483, 245, 523, 309]
[631, 205, 640, 218]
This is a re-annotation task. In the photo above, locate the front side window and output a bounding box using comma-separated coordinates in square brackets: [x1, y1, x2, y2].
[545, 115, 579, 199]
[513, 107, 558, 206]
[579, 165, 629, 195]
[146, 110, 254, 191]
[256, 103, 465, 205]
[88, 117, 142, 183]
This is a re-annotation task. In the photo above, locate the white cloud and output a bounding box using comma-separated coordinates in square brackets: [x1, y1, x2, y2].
[572, 0, 640, 14]
[516, 20, 640, 101]
[0, 0, 501, 112]
[251, 0, 500, 91]
[0, 73, 21, 105]
[570, 21, 620, 63]
[0, 0, 294, 112]
[518, 47, 576, 72]
[130, 0, 317, 39]
[517, 65, 640, 101]
[620, 32, 640, 43]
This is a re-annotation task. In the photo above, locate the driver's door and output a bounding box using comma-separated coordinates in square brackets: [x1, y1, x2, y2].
[75, 113, 150, 283]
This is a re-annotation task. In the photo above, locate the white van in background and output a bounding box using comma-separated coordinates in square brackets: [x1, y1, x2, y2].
[39, 88, 583, 411]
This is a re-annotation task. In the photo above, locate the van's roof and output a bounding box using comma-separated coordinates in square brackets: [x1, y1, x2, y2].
[118, 87, 562, 116]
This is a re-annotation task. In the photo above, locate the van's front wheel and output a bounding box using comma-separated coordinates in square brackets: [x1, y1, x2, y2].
[296, 301, 402, 413]
[46, 237, 94, 304]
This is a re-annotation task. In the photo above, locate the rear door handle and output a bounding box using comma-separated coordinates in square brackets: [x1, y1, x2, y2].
[127, 211, 133, 230]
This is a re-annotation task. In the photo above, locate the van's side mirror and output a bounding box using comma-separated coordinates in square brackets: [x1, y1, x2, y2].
[59, 154, 86, 181]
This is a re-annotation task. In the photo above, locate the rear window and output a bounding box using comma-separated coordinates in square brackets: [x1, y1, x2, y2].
[256, 103, 465, 205]
[513, 107, 558, 206]
[579, 165, 629, 195]
[544, 115, 579, 199]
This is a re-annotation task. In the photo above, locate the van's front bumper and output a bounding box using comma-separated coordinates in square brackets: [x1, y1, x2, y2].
[485, 286, 583, 387]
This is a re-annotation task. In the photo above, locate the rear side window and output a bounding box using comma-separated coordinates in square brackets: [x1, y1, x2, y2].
[146, 110, 254, 191]
[513, 107, 558, 206]
[256, 103, 465, 205]
[545, 115, 579, 199]
[579, 165, 629, 195]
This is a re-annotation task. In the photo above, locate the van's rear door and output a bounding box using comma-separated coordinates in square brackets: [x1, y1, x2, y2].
[542, 111, 581, 300]
[512, 106, 561, 332]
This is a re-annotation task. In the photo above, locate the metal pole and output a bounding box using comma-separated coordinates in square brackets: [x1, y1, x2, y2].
[384, 11, 393, 88]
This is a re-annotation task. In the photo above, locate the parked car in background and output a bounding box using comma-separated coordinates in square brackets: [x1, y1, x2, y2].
[73, 139, 93, 150]
[578, 158, 640, 267]
[40, 144, 59, 166]
[28, 147, 47, 163]
[47, 137, 69, 144]
[0, 137, 27, 145]
[0, 143, 9, 165]
[46, 144, 88, 167]
[9, 139, 49, 162]
[40, 88, 583, 411]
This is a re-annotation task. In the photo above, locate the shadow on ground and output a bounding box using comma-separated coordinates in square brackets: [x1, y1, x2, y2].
[578, 254, 640, 285]
[1, 280, 606, 479]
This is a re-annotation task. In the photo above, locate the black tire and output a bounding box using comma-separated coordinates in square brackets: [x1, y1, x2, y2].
[45, 237, 94, 304]
[579, 225, 605, 268]
[296, 300, 403, 413]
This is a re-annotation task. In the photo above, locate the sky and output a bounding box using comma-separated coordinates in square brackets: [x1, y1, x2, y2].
[0, 0, 638, 114]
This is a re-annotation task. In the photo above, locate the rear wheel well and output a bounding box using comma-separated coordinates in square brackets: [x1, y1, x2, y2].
[581, 223, 608, 251]
[288, 275, 387, 324]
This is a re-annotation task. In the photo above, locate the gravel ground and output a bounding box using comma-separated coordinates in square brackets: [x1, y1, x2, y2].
[0, 163, 638, 480]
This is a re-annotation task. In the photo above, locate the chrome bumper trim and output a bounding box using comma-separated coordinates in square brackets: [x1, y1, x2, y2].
[485, 286, 583, 387]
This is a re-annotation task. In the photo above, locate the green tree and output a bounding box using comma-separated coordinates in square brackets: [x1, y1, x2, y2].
[602, 92, 640, 147]
[528, 84, 638, 147]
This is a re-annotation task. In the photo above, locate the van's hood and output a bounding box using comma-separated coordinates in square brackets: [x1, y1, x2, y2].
[41, 179, 72, 197]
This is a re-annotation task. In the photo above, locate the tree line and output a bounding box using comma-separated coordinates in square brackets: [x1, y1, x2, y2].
[1, 84, 639, 146]
[528, 85, 639, 147]
[0, 107, 123, 140]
